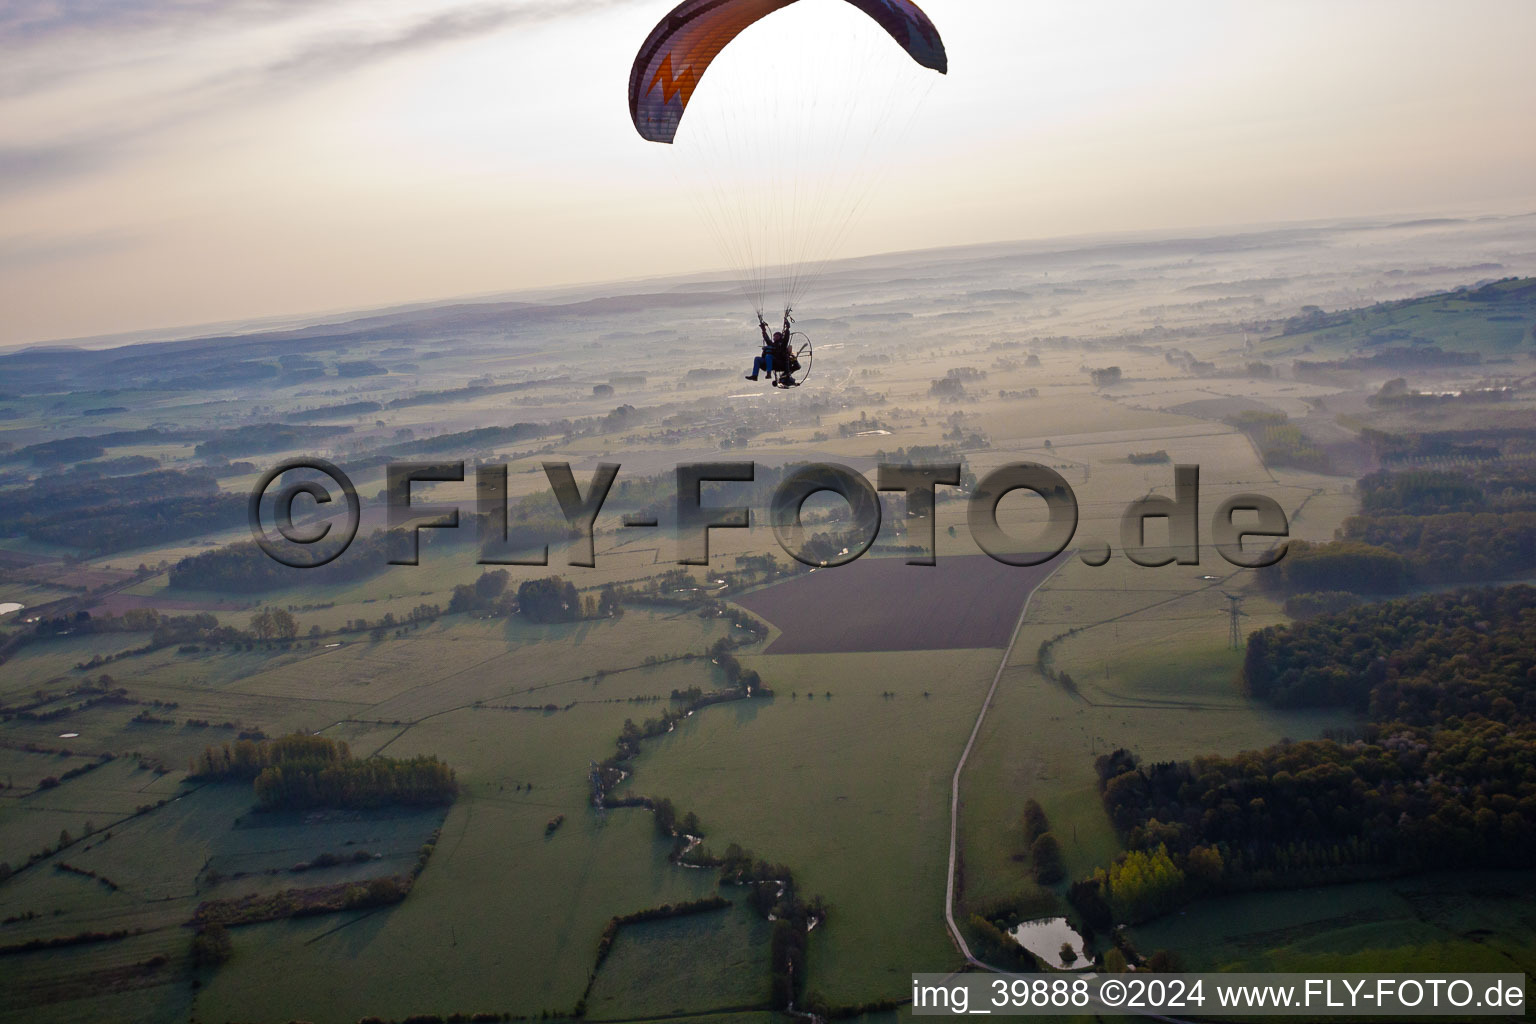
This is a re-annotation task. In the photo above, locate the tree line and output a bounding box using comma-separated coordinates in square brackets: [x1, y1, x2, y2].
[1, 467, 245, 555]
[1225, 410, 1332, 473]
[1071, 584, 1536, 928]
[190, 733, 457, 811]
[171, 532, 391, 590]
[1258, 442, 1536, 603]
[1338, 457, 1536, 584]
[192, 423, 350, 459]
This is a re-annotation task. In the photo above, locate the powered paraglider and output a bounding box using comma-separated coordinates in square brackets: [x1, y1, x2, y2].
[627, 0, 947, 329]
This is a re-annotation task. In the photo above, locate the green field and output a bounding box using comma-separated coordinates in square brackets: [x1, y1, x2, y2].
[623, 649, 1002, 1006]
[952, 452, 1362, 960]
[586, 900, 774, 1017]
[4, 236, 1535, 1021]
[1256, 277, 1536, 356]
[2, 606, 759, 1022]
[1132, 871, 1536, 975]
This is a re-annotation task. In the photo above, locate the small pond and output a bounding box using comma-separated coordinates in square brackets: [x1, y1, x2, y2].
[1010, 917, 1088, 970]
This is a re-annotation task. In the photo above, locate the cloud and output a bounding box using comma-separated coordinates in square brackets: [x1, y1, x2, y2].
[0, 2, 594, 194]
[0, 0, 313, 45]
[1, 0, 629, 53]
[254, 4, 545, 90]
[0, 0, 639, 194]
[0, 105, 204, 198]
[0, 228, 144, 270]
[0, 0, 323, 101]
[0, 139, 110, 189]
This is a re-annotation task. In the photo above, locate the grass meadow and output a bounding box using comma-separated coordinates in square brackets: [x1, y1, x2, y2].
[5, 238, 1532, 1019]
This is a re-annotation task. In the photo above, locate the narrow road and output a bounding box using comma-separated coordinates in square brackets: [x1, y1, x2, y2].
[944, 554, 1071, 970]
[940, 555, 1206, 1024]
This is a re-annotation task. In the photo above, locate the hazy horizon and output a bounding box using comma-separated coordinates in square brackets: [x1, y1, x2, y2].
[4, 0, 1535, 347]
[4, 204, 1533, 353]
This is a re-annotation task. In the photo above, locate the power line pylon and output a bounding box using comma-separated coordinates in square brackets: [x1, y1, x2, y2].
[1222, 592, 1248, 649]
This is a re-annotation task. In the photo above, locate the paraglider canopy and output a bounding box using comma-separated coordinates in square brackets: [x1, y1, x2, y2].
[629, 0, 947, 144]
[626, 0, 948, 327]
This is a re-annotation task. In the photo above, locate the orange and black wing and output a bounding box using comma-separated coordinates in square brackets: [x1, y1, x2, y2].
[628, 0, 947, 144]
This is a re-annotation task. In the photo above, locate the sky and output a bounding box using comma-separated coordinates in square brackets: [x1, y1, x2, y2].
[1, 0, 1534, 347]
